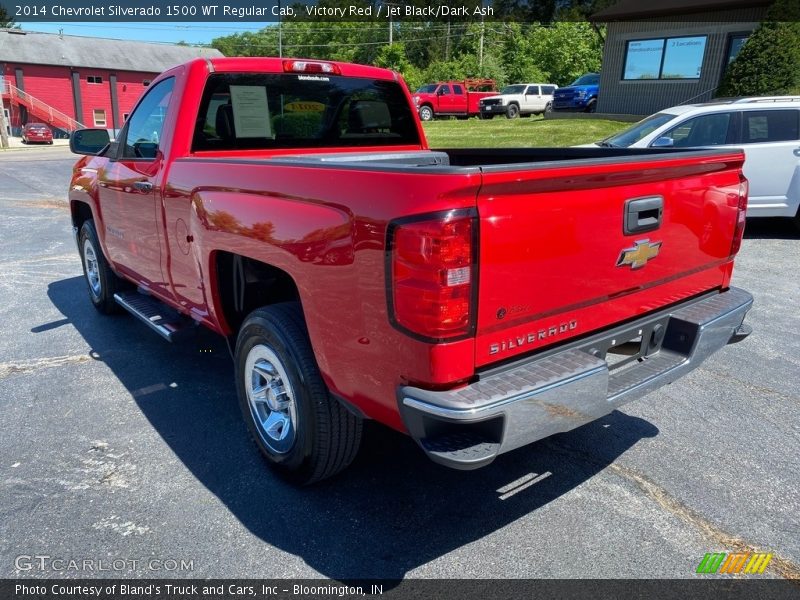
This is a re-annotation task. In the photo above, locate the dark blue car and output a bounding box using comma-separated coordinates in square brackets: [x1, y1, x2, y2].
[552, 73, 600, 113]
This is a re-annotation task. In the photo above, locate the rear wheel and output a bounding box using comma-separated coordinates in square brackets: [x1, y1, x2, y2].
[545, 102, 553, 114]
[506, 104, 520, 119]
[235, 303, 363, 485]
[419, 106, 434, 122]
[78, 220, 126, 314]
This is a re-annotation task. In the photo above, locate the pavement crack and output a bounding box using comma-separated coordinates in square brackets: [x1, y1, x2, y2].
[546, 440, 800, 580]
[0, 354, 93, 379]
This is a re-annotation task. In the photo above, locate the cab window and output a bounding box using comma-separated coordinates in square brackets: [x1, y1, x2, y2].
[121, 77, 175, 159]
[661, 112, 734, 147]
[526, 86, 540, 95]
[438, 85, 451, 95]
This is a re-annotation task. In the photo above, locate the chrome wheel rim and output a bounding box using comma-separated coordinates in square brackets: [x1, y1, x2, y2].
[83, 238, 101, 297]
[245, 344, 298, 454]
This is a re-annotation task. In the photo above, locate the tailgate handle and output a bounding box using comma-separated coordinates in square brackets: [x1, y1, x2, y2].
[624, 196, 663, 235]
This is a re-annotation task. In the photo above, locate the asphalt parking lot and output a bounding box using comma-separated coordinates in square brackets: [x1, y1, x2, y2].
[1, 146, 798, 580]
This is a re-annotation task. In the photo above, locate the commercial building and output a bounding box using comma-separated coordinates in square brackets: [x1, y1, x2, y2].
[1, 28, 221, 136]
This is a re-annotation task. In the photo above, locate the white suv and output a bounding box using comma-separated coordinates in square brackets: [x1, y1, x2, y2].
[479, 83, 558, 119]
[593, 97, 800, 220]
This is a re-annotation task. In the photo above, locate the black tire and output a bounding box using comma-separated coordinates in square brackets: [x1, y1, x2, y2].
[419, 106, 434, 122]
[586, 99, 597, 113]
[544, 102, 553, 114]
[78, 220, 126, 314]
[235, 303, 363, 485]
[506, 104, 520, 119]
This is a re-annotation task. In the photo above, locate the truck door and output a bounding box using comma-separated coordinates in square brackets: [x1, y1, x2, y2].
[95, 77, 175, 293]
[436, 85, 455, 113]
[452, 84, 467, 113]
[524, 85, 542, 112]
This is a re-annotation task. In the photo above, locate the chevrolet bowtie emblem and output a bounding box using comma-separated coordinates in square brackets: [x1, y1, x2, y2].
[616, 239, 662, 269]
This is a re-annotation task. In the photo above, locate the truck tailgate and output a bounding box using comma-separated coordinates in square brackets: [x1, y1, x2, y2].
[474, 150, 745, 367]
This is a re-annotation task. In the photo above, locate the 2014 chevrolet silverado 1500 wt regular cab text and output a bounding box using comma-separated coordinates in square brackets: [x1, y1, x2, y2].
[68, 57, 753, 484]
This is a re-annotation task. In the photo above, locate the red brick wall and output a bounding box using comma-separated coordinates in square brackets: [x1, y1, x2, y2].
[3, 63, 160, 130]
[5, 63, 75, 119]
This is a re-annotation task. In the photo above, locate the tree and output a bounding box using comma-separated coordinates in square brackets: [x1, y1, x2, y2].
[1, 6, 20, 28]
[717, 0, 800, 97]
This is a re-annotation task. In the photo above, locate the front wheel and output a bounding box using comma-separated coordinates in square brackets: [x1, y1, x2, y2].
[419, 106, 434, 121]
[78, 220, 126, 314]
[235, 303, 363, 485]
[506, 104, 520, 119]
[586, 99, 597, 113]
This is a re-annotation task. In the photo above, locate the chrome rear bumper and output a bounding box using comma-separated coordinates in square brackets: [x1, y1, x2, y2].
[399, 287, 753, 469]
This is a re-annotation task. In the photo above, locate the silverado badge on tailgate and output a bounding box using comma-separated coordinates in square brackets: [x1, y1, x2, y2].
[616, 239, 662, 269]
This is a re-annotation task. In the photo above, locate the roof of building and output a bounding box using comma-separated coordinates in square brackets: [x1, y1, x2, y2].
[591, 0, 772, 21]
[0, 28, 223, 73]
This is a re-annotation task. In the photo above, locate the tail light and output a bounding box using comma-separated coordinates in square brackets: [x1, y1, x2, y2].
[283, 60, 341, 75]
[387, 209, 478, 342]
[730, 175, 748, 257]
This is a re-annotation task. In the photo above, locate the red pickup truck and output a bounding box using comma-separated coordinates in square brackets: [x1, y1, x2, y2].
[68, 57, 752, 484]
[412, 79, 497, 121]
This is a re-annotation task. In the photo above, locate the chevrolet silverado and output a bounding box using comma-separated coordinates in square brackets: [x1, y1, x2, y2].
[68, 57, 753, 484]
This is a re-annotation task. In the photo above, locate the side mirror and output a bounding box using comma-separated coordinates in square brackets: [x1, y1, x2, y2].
[70, 128, 111, 155]
[652, 136, 674, 148]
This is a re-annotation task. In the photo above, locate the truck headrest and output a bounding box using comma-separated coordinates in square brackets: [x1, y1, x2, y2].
[347, 100, 391, 133]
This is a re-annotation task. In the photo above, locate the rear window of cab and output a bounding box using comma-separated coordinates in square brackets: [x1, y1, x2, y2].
[192, 73, 420, 151]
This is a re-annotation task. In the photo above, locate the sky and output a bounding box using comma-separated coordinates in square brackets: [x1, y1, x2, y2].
[15, 22, 271, 46]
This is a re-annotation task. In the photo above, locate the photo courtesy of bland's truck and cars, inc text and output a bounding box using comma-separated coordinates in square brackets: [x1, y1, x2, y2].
[0, 0, 798, 598]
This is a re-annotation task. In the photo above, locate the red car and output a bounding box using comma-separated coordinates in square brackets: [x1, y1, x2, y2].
[22, 122, 53, 144]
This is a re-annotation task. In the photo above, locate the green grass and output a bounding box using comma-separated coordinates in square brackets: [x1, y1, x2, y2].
[422, 116, 630, 148]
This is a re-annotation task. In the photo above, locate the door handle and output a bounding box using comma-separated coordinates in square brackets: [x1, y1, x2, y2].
[624, 196, 663, 235]
[133, 181, 153, 193]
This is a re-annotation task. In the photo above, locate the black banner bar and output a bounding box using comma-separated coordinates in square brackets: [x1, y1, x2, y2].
[3, 579, 800, 600]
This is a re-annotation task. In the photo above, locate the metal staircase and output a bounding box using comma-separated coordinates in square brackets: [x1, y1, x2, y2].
[1, 79, 85, 132]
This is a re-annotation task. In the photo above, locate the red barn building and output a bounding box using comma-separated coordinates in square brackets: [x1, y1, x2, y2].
[1, 28, 222, 137]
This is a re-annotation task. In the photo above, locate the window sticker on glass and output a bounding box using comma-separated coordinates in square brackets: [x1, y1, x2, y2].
[230, 85, 271, 138]
[284, 101, 326, 113]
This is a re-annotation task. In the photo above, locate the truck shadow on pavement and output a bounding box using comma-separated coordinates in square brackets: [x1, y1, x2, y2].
[49, 276, 659, 581]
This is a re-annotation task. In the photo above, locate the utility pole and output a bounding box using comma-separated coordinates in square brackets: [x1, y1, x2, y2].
[0, 78, 9, 149]
[478, 17, 485, 71]
[445, 21, 450, 61]
[278, 0, 283, 57]
[389, 11, 392, 46]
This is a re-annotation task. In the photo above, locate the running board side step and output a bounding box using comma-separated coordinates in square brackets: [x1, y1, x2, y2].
[114, 291, 195, 342]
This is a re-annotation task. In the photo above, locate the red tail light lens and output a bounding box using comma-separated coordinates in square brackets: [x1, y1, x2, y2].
[283, 60, 341, 75]
[388, 210, 477, 342]
[730, 175, 748, 257]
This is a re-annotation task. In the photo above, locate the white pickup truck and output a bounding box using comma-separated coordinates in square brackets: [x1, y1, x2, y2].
[479, 83, 558, 119]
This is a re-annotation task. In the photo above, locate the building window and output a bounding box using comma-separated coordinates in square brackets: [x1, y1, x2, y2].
[741, 110, 800, 143]
[726, 34, 749, 66]
[623, 36, 707, 80]
[143, 80, 151, 87]
[93, 109, 107, 127]
[87, 76, 103, 84]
